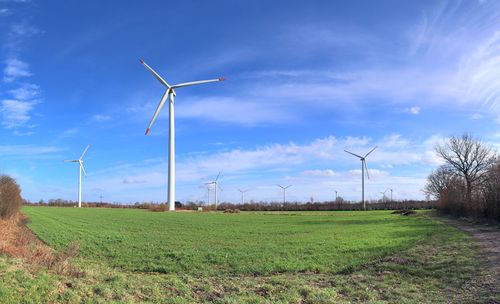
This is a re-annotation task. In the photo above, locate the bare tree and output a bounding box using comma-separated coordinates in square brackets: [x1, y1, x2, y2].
[0, 175, 23, 219]
[423, 165, 460, 199]
[435, 134, 495, 202]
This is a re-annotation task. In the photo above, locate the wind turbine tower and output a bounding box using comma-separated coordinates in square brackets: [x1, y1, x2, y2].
[344, 146, 377, 210]
[238, 189, 249, 204]
[64, 144, 90, 208]
[140, 59, 225, 211]
[207, 172, 222, 209]
[277, 184, 292, 205]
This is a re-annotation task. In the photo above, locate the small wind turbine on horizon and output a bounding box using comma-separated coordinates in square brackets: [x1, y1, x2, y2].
[140, 59, 225, 211]
[64, 144, 90, 208]
[238, 189, 249, 204]
[277, 184, 292, 205]
[344, 146, 377, 210]
[387, 188, 393, 201]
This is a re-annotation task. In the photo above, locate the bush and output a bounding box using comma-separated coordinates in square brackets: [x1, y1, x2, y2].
[0, 175, 23, 219]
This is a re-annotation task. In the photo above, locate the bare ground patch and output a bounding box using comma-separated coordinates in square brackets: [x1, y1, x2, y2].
[0, 213, 83, 277]
[439, 216, 500, 304]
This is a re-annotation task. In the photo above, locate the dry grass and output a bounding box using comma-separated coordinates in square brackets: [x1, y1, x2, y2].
[0, 213, 83, 277]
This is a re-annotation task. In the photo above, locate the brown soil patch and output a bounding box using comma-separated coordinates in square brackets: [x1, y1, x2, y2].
[440, 217, 500, 303]
[0, 213, 83, 277]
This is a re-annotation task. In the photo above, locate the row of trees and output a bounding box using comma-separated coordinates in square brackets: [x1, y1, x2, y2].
[424, 134, 499, 220]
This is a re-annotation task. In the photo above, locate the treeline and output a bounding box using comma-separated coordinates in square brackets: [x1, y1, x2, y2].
[214, 200, 434, 211]
[424, 134, 499, 220]
[25, 198, 434, 212]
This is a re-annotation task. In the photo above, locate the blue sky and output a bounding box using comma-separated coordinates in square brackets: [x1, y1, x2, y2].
[0, 0, 499, 204]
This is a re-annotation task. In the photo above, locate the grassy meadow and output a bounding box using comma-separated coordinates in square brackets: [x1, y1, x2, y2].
[0, 207, 488, 303]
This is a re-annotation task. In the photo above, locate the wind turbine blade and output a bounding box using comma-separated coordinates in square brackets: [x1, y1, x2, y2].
[81, 162, 87, 177]
[285, 185, 292, 189]
[364, 146, 378, 158]
[364, 161, 370, 179]
[140, 59, 171, 88]
[64, 160, 79, 162]
[80, 144, 90, 160]
[277, 184, 284, 189]
[171, 77, 225, 89]
[145, 90, 169, 135]
[344, 149, 363, 159]
[215, 171, 221, 181]
[218, 185, 223, 191]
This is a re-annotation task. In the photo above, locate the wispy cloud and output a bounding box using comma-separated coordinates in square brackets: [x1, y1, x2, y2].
[59, 127, 79, 139]
[8, 83, 40, 100]
[91, 114, 112, 122]
[83, 133, 444, 202]
[0, 99, 37, 129]
[0, 144, 59, 158]
[301, 169, 336, 177]
[3, 58, 31, 82]
[0, 8, 10, 15]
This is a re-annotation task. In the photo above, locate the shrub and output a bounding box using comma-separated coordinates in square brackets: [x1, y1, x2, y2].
[0, 175, 23, 219]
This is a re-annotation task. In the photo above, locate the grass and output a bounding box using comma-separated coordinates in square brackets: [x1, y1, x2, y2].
[23, 208, 438, 276]
[0, 207, 490, 303]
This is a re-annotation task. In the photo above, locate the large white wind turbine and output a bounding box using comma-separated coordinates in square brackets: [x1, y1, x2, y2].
[64, 144, 90, 208]
[140, 59, 225, 211]
[277, 184, 292, 205]
[344, 146, 377, 210]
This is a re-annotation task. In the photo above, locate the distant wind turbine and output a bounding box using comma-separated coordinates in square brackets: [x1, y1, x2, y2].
[64, 144, 90, 208]
[238, 189, 249, 204]
[277, 184, 292, 205]
[387, 188, 393, 201]
[344, 146, 377, 210]
[207, 172, 222, 210]
[140, 59, 225, 211]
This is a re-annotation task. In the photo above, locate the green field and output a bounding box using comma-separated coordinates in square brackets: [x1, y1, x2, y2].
[23, 208, 437, 275]
[0, 207, 487, 303]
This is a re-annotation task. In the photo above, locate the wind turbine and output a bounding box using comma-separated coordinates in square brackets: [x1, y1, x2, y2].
[64, 144, 90, 208]
[207, 172, 222, 210]
[238, 189, 249, 204]
[379, 190, 388, 202]
[277, 184, 292, 205]
[140, 59, 225, 211]
[344, 146, 377, 210]
[204, 183, 211, 206]
[387, 188, 393, 201]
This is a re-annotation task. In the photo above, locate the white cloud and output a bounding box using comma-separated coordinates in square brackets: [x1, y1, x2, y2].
[471, 113, 483, 120]
[81, 134, 446, 203]
[0, 99, 37, 129]
[348, 169, 389, 179]
[91, 114, 112, 122]
[3, 58, 31, 82]
[0, 8, 10, 15]
[9, 23, 39, 37]
[0, 144, 59, 157]
[8, 83, 40, 100]
[408, 106, 421, 115]
[301, 169, 336, 177]
[177, 97, 294, 126]
[123, 177, 147, 184]
[59, 128, 79, 138]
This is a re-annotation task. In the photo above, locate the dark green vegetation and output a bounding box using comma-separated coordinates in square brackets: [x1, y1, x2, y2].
[0, 207, 492, 303]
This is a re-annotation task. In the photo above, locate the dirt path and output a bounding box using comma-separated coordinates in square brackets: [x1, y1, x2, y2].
[440, 217, 500, 303]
